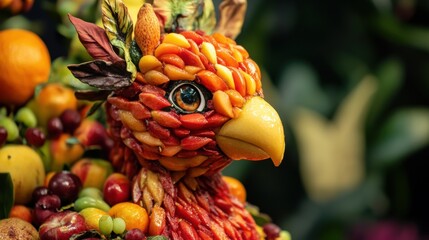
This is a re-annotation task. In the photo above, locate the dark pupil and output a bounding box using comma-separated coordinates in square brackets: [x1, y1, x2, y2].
[180, 86, 198, 104]
[172, 84, 201, 112]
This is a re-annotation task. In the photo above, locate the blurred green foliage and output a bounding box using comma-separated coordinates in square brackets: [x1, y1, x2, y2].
[229, 0, 429, 239]
[2, 0, 429, 239]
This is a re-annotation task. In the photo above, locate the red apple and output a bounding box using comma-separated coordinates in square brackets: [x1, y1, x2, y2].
[39, 211, 87, 240]
[71, 158, 113, 190]
[103, 173, 131, 206]
[74, 119, 113, 151]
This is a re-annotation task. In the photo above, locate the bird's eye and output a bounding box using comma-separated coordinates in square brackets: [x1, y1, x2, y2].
[167, 81, 209, 113]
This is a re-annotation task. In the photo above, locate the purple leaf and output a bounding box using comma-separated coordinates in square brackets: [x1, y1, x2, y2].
[68, 60, 132, 90]
[68, 14, 122, 63]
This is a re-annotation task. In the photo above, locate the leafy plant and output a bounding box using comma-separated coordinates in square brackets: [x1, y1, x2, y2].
[0, 173, 14, 219]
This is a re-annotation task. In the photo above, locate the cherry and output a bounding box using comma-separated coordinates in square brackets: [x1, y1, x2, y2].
[263, 223, 281, 239]
[35, 194, 61, 210]
[47, 117, 63, 139]
[25, 127, 46, 147]
[124, 228, 147, 240]
[32, 186, 52, 204]
[60, 109, 81, 133]
[48, 171, 82, 204]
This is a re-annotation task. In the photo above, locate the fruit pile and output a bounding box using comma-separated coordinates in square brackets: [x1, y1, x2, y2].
[0, 28, 171, 239]
[0, 31, 287, 239]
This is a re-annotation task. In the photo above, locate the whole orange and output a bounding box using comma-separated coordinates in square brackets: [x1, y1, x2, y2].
[34, 83, 77, 127]
[9, 205, 32, 223]
[108, 202, 149, 232]
[0, 29, 51, 106]
[223, 176, 247, 203]
[0, 0, 13, 9]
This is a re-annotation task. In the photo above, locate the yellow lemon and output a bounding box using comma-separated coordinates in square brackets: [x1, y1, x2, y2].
[0, 145, 45, 204]
[79, 207, 109, 231]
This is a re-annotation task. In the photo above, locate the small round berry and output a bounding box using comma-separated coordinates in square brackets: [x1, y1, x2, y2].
[25, 127, 46, 147]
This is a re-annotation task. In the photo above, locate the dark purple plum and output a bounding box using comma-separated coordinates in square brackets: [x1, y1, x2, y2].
[48, 171, 82, 204]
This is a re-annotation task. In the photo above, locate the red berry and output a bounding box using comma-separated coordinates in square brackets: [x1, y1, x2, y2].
[48, 171, 82, 204]
[47, 117, 63, 139]
[32, 186, 52, 204]
[35, 194, 61, 210]
[124, 228, 146, 240]
[263, 223, 281, 239]
[25, 127, 46, 147]
[60, 109, 82, 133]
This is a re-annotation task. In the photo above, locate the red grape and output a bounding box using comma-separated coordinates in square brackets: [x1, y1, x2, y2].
[0, 127, 7, 146]
[32, 186, 52, 204]
[35, 194, 61, 210]
[263, 223, 281, 239]
[33, 194, 62, 226]
[25, 127, 46, 147]
[47, 117, 63, 139]
[60, 109, 82, 133]
[124, 228, 147, 240]
[48, 171, 82, 204]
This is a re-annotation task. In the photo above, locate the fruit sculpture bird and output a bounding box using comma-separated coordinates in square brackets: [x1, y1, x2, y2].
[68, 0, 285, 239]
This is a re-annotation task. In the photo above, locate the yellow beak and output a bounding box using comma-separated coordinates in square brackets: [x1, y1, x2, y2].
[216, 97, 285, 166]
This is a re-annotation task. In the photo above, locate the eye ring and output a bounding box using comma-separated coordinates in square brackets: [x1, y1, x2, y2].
[167, 81, 209, 113]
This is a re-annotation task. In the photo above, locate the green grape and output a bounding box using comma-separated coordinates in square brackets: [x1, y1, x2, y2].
[0, 116, 19, 141]
[112, 217, 126, 235]
[15, 107, 37, 127]
[99, 215, 113, 236]
[78, 187, 104, 200]
[74, 196, 111, 212]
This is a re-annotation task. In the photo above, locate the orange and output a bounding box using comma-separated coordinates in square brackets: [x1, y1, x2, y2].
[44, 171, 57, 187]
[9, 205, 32, 223]
[108, 202, 149, 232]
[0, 29, 51, 106]
[0, 0, 13, 9]
[33, 83, 77, 127]
[223, 176, 247, 203]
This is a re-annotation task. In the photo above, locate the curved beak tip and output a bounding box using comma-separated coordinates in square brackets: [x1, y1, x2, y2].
[217, 97, 285, 166]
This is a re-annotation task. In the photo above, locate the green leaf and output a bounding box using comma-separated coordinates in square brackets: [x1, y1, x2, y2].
[369, 108, 429, 169]
[278, 62, 332, 117]
[101, 0, 136, 79]
[246, 203, 272, 226]
[66, 137, 81, 145]
[0, 173, 14, 219]
[147, 236, 169, 240]
[366, 58, 403, 128]
[373, 13, 429, 52]
[154, 0, 216, 34]
[85, 101, 106, 117]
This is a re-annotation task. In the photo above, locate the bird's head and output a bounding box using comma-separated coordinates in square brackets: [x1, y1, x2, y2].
[69, 2, 285, 177]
